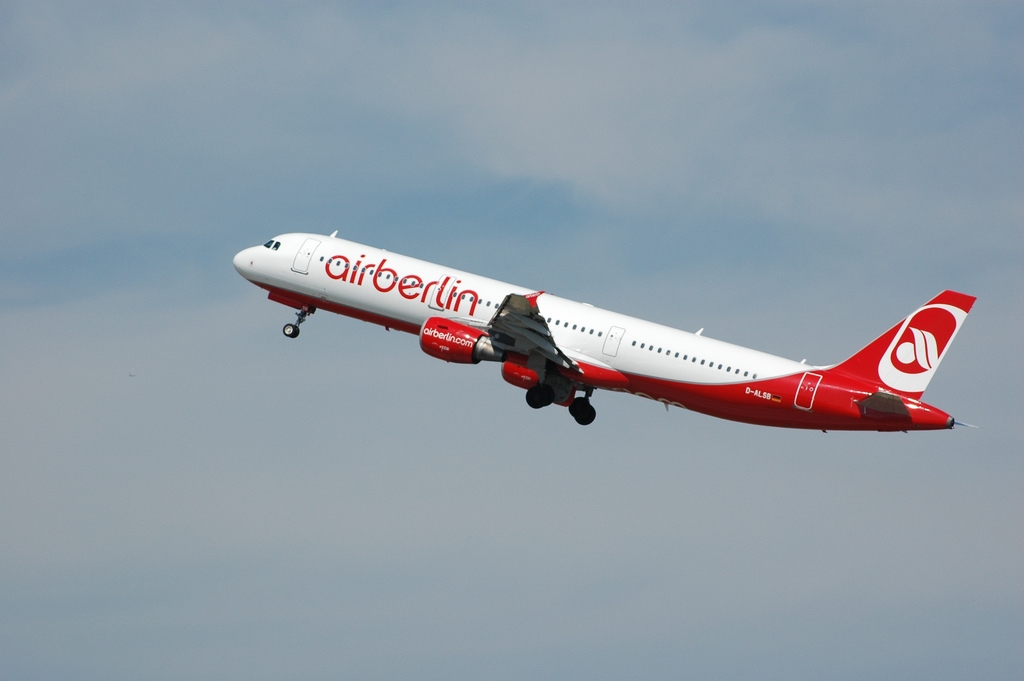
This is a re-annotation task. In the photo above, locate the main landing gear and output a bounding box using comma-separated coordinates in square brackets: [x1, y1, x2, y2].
[283, 306, 315, 338]
[568, 396, 597, 426]
[525, 384, 597, 426]
[525, 384, 555, 409]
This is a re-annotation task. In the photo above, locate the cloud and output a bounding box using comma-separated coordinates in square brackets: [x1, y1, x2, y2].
[334, 4, 1022, 248]
[2, 2, 1019, 264]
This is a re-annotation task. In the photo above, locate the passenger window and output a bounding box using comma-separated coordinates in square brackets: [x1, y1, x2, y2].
[700, 360, 705, 365]
[589, 329, 594, 335]
[744, 371, 749, 377]
[598, 332, 602, 337]
[572, 324, 577, 330]
[641, 343, 645, 349]
[632, 341, 636, 346]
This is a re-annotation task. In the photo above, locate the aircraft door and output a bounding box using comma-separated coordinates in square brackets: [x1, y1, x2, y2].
[794, 372, 823, 411]
[291, 239, 321, 274]
[603, 326, 626, 357]
[428, 273, 455, 311]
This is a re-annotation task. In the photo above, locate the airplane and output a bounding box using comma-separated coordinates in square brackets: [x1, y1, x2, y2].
[233, 232, 975, 431]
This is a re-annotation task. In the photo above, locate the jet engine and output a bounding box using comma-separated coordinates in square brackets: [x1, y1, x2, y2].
[419, 317, 504, 364]
[501, 361, 539, 389]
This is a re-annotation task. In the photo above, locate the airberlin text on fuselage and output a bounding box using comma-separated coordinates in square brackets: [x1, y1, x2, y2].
[324, 254, 479, 316]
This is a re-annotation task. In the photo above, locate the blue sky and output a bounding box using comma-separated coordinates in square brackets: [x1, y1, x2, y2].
[1, 3, 1021, 679]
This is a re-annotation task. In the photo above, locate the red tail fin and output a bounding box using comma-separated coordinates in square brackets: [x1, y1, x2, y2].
[830, 290, 976, 399]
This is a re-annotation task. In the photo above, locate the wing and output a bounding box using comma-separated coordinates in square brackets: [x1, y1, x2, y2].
[486, 292, 576, 369]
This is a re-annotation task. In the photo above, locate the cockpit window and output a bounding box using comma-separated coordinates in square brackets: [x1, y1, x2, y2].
[272, 241, 281, 250]
[264, 240, 274, 248]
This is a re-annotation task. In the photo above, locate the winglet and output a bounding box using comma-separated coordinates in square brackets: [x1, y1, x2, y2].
[524, 291, 545, 309]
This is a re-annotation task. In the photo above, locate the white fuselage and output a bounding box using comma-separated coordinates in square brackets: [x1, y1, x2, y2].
[233, 232, 807, 386]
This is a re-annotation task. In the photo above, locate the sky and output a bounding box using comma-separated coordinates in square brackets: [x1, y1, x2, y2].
[1, 2, 1021, 679]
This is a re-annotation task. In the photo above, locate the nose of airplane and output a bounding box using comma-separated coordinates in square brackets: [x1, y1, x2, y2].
[233, 247, 253, 276]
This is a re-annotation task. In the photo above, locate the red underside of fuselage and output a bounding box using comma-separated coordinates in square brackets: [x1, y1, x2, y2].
[609, 372, 951, 431]
[262, 284, 423, 335]
[260, 284, 953, 431]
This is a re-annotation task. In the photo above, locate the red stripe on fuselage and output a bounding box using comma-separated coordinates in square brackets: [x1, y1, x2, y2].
[260, 284, 422, 335]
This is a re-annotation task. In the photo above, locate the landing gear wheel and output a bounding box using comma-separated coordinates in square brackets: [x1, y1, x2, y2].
[283, 306, 314, 339]
[526, 384, 555, 409]
[569, 397, 597, 425]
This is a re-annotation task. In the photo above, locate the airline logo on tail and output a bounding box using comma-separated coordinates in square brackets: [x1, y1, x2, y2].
[878, 303, 969, 394]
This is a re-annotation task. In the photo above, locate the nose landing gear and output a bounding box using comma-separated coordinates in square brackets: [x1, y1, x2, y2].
[283, 306, 315, 338]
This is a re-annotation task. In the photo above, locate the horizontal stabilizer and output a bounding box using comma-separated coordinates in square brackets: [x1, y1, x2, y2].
[856, 391, 911, 420]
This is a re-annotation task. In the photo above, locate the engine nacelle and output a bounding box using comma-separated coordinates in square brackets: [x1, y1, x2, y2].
[501, 360, 539, 389]
[419, 317, 504, 364]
